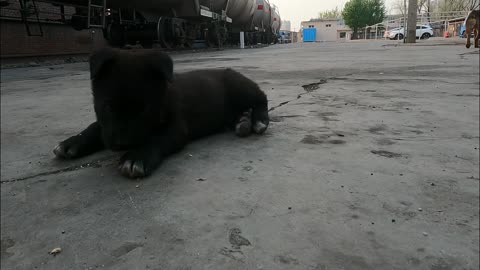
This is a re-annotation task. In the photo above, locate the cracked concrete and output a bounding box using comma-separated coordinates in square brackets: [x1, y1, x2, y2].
[1, 41, 479, 270]
[0, 155, 117, 183]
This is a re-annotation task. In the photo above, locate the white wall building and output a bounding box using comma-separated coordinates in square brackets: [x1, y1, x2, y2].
[300, 18, 352, 42]
[281, 20, 291, 31]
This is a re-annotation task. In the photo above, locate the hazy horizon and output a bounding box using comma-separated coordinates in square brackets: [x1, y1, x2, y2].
[271, 0, 397, 31]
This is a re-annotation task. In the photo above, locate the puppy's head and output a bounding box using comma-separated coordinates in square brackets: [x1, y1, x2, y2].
[89, 48, 174, 150]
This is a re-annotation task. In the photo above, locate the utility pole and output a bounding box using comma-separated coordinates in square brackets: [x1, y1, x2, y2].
[406, 0, 417, 43]
[402, 0, 406, 42]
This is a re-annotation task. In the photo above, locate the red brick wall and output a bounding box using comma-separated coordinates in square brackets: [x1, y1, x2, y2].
[0, 0, 76, 22]
[0, 0, 107, 58]
[0, 20, 108, 58]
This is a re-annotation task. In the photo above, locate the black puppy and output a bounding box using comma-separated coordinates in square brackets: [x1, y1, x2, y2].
[53, 48, 269, 178]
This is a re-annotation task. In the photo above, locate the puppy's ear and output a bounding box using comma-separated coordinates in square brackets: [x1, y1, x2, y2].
[149, 53, 174, 82]
[89, 48, 116, 80]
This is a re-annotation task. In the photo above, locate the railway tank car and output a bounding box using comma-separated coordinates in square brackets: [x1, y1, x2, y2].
[227, 0, 255, 28]
[271, 4, 281, 35]
[65, 0, 281, 48]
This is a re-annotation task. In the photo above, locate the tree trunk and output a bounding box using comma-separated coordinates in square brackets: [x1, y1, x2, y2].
[406, 0, 417, 43]
[426, 0, 431, 23]
[352, 28, 358, 40]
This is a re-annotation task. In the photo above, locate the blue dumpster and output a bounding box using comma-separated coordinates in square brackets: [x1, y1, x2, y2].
[303, 28, 317, 42]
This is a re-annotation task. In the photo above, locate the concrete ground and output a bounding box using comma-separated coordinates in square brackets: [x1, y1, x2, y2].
[1, 40, 479, 270]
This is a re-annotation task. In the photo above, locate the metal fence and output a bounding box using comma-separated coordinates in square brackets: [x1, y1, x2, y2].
[362, 11, 470, 40]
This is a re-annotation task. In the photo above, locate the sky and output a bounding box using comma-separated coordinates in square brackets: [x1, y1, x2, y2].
[270, 0, 397, 31]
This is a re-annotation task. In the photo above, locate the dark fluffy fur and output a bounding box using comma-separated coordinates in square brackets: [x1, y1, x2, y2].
[53, 48, 269, 178]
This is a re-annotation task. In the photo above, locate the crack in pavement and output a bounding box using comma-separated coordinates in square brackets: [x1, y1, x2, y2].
[329, 77, 477, 85]
[269, 79, 328, 112]
[1, 155, 117, 184]
[302, 79, 327, 92]
[458, 50, 479, 56]
[266, 73, 467, 113]
[269, 92, 309, 112]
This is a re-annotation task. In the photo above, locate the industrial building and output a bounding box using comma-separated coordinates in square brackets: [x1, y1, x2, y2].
[300, 18, 353, 42]
[281, 19, 291, 31]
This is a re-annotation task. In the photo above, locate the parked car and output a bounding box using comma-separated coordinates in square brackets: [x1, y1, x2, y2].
[384, 27, 401, 39]
[279, 31, 292, 44]
[385, 25, 434, 40]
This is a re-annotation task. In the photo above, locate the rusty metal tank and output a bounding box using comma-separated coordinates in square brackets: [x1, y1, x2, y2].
[199, 0, 227, 12]
[107, 0, 227, 16]
[270, 3, 281, 33]
[107, 0, 182, 11]
[252, 0, 271, 30]
[226, 0, 255, 28]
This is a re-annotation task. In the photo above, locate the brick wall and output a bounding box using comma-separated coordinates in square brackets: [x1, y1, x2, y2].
[0, 0, 107, 58]
[0, 0, 77, 23]
[0, 21, 108, 58]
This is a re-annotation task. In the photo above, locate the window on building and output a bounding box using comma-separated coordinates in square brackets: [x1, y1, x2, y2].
[339, 32, 346, 38]
[326, 24, 332, 27]
[309, 25, 315, 28]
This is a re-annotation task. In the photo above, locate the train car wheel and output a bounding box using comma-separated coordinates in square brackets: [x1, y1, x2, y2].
[158, 17, 175, 49]
[184, 38, 194, 48]
[106, 23, 125, 47]
[207, 23, 227, 48]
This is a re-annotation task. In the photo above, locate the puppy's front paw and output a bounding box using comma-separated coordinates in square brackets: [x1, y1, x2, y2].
[119, 159, 146, 179]
[119, 151, 154, 179]
[53, 136, 84, 159]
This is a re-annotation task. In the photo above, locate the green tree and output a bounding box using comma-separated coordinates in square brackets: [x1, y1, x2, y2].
[437, 0, 479, 12]
[394, 0, 478, 15]
[342, 0, 386, 39]
[318, 7, 342, 19]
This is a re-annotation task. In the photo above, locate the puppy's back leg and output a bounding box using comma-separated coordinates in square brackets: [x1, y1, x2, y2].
[475, 28, 479, 48]
[246, 82, 269, 134]
[251, 95, 269, 134]
[235, 109, 253, 137]
[225, 69, 270, 135]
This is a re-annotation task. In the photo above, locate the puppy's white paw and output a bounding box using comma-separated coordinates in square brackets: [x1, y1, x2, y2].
[53, 140, 81, 159]
[253, 121, 267, 134]
[235, 109, 253, 137]
[235, 120, 252, 137]
[119, 159, 146, 179]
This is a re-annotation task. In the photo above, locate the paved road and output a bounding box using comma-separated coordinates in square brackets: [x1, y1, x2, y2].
[1, 40, 479, 270]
